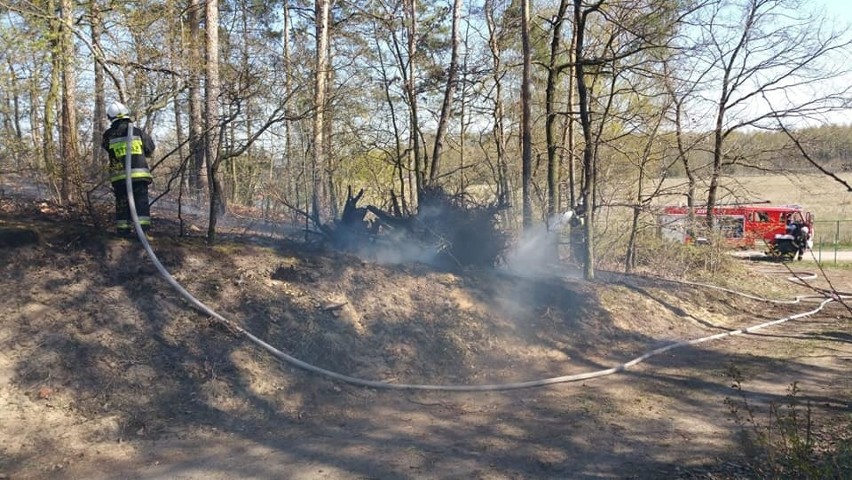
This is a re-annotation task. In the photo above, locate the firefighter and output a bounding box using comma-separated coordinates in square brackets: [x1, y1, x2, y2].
[796, 225, 810, 261]
[569, 200, 587, 265]
[101, 102, 155, 236]
[785, 215, 797, 236]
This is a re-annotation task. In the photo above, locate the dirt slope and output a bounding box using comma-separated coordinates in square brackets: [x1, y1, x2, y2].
[1, 198, 850, 479]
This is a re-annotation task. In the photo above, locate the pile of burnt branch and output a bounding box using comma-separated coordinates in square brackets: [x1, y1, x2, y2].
[315, 186, 508, 268]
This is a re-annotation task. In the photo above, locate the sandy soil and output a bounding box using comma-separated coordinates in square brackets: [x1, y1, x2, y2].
[1, 194, 850, 480]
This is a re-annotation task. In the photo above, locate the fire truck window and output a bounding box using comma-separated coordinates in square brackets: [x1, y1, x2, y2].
[758, 212, 769, 222]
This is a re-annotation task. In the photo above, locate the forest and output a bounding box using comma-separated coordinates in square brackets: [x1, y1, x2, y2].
[1, 0, 851, 278]
[2, 3, 852, 476]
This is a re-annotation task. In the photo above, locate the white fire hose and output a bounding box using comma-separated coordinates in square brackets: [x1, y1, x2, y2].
[121, 124, 847, 391]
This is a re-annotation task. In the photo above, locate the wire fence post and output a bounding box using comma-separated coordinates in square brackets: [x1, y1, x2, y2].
[835, 220, 841, 265]
[814, 219, 851, 266]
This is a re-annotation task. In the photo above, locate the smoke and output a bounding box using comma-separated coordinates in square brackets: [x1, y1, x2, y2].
[363, 197, 506, 269]
[346, 207, 580, 277]
[366, 229, 441, 266]
[501, 212, 576, 279]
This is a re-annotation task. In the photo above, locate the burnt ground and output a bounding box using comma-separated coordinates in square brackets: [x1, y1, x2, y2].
[0, 193, 850, 479]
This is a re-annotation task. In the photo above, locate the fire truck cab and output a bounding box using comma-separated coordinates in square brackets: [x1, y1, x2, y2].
[659, 204, 814, 260]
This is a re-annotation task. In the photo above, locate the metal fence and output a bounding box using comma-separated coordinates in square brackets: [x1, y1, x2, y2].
[813, 220, 852, 264]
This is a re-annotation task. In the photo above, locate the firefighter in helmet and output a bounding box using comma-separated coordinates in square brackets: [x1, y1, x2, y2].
[796, 225, 810, 261]
[101, 102, 156, 236]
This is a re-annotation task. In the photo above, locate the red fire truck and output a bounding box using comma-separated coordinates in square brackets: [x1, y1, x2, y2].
[659, 204, 814, 259]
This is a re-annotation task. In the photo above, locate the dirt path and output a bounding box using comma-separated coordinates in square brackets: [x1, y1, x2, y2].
[1, 202, 850, 479]
[733, 248, 852, 263]
[5, 316, 849, 480]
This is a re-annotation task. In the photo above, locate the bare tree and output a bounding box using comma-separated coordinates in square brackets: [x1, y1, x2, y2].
[58, 0, 81, 206]
[661, 55, 712, 236]
[404, 0, 425, 205]
[520, 0, 533, 229]
[570, 0, 692, 279]
[90, 0, 106, 177]
[564, 19, 578, 213]
[572, 0, 600, 279]
[545, 0, 571, 220]
[205, 0, 222, 243]
[371, 21, 410, 213]
[281, 0, 296, 218]
[188, 0, 207, 201]
[429, 0, 462, 185]
[484, 0, 511, 221]
[312, 0, 331, 222]
[699, 0, 852, 226]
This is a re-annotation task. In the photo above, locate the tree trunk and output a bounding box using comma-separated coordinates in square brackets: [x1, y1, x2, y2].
[706, 0, 755, 230]
[312, 0, 330, 220]
[546, 0, 570, 220]
[324, 43, 337, 219]
[624, 118, 662, 274]
[520, 0, 533, 229]
[674, 96, 696, 229]
[44, 5, 61, 199]
[485, 0, 510, 223]
[278, 0, 293, 218]
[5, 59, 23, 171]
[173, 105, 185, 163]
[707, 102, 725, 230]
[188, 0, 207, 201]
[91, 0, 106, 177]
[403, 0, 424, 206]
[429, 0, 462, 185]
[574, 0, 594, 280]
[10, 61, 23, 141]
[374, 29, 407, 214]
[565, 63, 576, 210]
[563, 13, 577, 212]
[458, 18, 471, 191]
[205, 0, 221, 243]
[59, 0, 80, 206]
[28, 67, 44, 172]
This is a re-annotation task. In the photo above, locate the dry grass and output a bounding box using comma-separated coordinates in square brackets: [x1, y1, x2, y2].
[729, 173, 852, 219]
[661, 172, 852, 219]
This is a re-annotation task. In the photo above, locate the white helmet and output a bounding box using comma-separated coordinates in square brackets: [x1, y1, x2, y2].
[106, 102, 130, 120]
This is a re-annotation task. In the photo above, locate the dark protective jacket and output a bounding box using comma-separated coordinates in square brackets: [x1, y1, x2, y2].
[101, 118, 156, 184]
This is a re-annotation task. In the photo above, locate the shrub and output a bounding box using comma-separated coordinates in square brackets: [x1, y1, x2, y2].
[724, 366, 852, 479]
[625, 233, 738, 278]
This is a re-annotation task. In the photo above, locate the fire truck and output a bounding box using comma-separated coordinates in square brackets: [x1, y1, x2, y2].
[659, 204, 814, 260]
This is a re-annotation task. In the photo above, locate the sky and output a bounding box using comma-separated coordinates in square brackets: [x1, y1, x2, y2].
[789, 0, 852, 126]
[817, 0, 852, 18]
[823, 0, 852, 125]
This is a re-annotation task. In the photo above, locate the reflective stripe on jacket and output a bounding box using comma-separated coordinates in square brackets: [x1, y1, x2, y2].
[102, 118, 156, 184]
[110, 168, 154, 184]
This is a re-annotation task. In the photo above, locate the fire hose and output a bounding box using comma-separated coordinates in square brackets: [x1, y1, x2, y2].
[121, 123, 848, 392]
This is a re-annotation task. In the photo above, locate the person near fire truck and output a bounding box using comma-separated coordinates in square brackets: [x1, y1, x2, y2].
[785, 215, 797, 236]
[784, 214, 810, 261]
[101, 102, 156, 237]
[796, 224, 810, 261]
